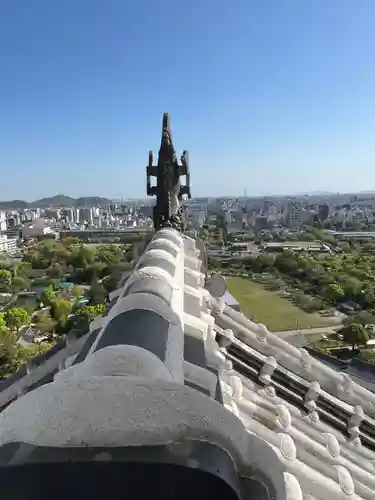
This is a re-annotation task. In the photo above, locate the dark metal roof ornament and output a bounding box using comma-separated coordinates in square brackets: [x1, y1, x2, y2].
[147, 113, 191, 232]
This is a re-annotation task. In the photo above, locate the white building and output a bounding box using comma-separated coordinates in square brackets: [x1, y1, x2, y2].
[0, 234, 7, 253]
[6, 237, 17, 255]
[0, 212, 6, 232]
[0, 234, 17, 254]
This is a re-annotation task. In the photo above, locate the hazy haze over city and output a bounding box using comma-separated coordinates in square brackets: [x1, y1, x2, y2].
[1, 0, 375, 200]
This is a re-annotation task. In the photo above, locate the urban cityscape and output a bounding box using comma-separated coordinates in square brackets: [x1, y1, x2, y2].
[2, 190, 375, 252]
[2, 189, 375, 352]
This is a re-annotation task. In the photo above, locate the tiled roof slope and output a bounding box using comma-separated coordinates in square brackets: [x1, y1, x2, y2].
[0, 228, 374, 499]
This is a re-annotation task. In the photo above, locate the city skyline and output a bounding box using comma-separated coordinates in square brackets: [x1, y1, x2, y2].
[4, 189, 375, 205]
[1, 1, 375, 199]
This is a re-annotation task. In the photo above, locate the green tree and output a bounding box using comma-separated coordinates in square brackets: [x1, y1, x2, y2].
[82, 263, 106, 282]
[47, 263, 64, 279]
[344, 311, 375, 327]
[0, 312, 10, 337]
[264, 278, 285, 291]
[4, 308, 30, 333]
[69, 245, 95, 268]
[40, 285, 55, 306]
[10, 276, 30, 293]
[76, 304, 106, 325]
[95, 246, 122, 265]
[12, 261, 30, 278]
[103, 273, 122, 293]
[0, 269, 12, 291]
[50, 298, 72, 322]
[340, 323, 369, 351]
[0, 341, 19, 379]
[324, 283, 345, 304]
[65, 303, 107, 336]
[72, 285, 84, 298]
[274, 251, 300, 275]
[88, 282, 107, 305]
[53, 244, 71, 261]
[0, 341, 53, 380]
[341, 277, 362, 301]
[62, 237, 83, 246]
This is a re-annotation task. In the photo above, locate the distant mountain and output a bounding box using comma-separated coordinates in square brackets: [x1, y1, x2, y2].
[0, 199, 28, 210]
[0, 194, 112, 210]
[29, 195, 76, 207]
[73, 196, 113, 207]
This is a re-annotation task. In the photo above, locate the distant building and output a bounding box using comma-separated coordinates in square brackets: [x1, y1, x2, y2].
[318, 203, 330, 221]
[0, 212, 6, 232]
[253, 216, 268, 231]
[263, 241, 330, 253]
[0, 234, 17, 255]
[44, 208, 61, 220]
[77, 208, 93, 225]
[7, 237, 17, 254]
[61, 208, 74, 223]
[0, 235, 7, 253]
[284, 202, 300, 228]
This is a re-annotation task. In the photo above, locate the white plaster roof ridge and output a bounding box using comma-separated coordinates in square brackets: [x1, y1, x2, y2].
[218, 310, 339, 384]
[230, 335, 269, 363]
[364, 412, 375, 427]
[184, 283, 203, 298]
[229, 366, 375, 450]
[219, 307, 375, 416]
[289, 426, 375, 491]
[228, 333, 364, 420]
[184, 315, 210, 346]
[244, 412, 375, 497]
[225, 338, 375, 461]
[230, 374, 375, 498]
[246, 411, 364, 500]
[252, 385, 304, 419]
[189, 261, 375, 492]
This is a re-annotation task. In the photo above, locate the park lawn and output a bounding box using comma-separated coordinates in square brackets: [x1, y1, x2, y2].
[226, 277, 334, 332]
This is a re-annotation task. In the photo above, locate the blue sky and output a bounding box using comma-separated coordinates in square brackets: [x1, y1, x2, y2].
[1, 0, 375, 200]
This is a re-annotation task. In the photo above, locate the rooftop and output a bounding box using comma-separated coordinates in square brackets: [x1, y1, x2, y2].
[0, 227, 374, 499]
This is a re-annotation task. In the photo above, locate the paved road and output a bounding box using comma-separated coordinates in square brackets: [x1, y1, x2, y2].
[274, 325, 340, 347]
[275, 326, 339, 337]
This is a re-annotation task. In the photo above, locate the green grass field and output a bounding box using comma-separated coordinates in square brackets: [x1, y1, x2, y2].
[226, 277, 334, 332]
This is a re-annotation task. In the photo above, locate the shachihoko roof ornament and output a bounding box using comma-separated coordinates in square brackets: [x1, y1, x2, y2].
[147, 113, 191, 232]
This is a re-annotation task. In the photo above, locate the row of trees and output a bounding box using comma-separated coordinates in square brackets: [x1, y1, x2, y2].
[0, 308, 30, 335]
[0, 261, 31, 295]
[0, 238, 137, 378]
[21, 238, 134, 288]
[1, 239, 134, 299]
[0, 308, 43, 379]
[217, 243, 375, 312]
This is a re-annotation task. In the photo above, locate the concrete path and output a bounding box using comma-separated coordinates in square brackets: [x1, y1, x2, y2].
[274, 325, 340, 347]
[275, 325, 339, 336]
